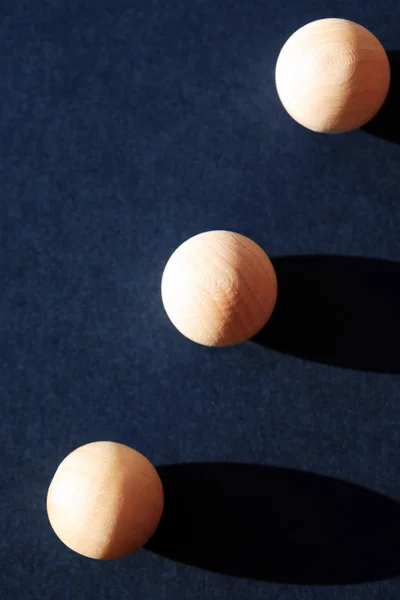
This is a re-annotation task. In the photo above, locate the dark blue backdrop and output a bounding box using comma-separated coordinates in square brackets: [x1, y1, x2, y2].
[1, 1, 399, 599]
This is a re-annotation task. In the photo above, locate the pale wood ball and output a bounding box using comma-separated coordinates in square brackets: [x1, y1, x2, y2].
[161, 230, 278, 347]
[46, 441, 164, 560]
[275, 18, 390, 133]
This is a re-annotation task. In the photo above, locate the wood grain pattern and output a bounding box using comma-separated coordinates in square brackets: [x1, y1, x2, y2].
[161, 231, 278, 347]
[46, 442, 164, 559]
[275, 18, 390, 133]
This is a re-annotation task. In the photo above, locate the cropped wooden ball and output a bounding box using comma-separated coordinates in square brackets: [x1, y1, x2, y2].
[161, 230, 278, 347]
[275, 18, 390, 133]
[46, 441, 164, 560]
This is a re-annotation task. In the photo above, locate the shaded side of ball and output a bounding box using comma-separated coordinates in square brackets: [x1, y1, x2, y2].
[161, 230, 277, 347]
[275, 18, 390, 133]
[46, 441, 164, 559]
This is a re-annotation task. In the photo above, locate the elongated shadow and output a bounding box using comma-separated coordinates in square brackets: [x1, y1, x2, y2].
[146, 463, 400, 585]
[362, 50, 400, 144]
[252, 255, 400, 374]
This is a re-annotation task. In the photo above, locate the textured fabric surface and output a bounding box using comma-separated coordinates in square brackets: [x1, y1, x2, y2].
[1, 1, 400, 598]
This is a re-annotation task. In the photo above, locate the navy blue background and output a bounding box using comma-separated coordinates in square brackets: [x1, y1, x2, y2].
[1, 1, 399, 598]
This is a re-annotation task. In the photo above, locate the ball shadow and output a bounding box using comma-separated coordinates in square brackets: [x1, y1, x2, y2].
[252, 255, 400, 374]
[362, 50, 400, 144]
[146, 463, 400, 585]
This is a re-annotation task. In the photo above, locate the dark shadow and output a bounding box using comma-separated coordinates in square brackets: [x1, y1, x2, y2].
[252, 255, 400, 374]
[146, 463, 400, 585]
[362, 50, 400, 144]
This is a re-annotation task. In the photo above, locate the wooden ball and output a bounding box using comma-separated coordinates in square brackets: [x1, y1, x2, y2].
[46, 442, 164, 560]
[161, 230, 277, 347]
[275, 18, 390, 133]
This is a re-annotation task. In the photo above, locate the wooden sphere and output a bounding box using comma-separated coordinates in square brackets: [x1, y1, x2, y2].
[46, 441, 164, 560]
[161, 230, 277, 347]
[275, 18, 390, 133]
